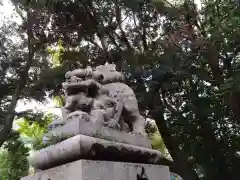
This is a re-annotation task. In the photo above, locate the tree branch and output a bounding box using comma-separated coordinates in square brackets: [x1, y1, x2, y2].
[115, 4, 134, 51]
[81, 1, 108, 51]
[86, 36, 104, 50]
[80, 1, 113, 63]
[141, 25, 148, 51]
[0, 9, 35, 147]
[161, 92, 178, 113]
[147, 84, 200, 180]
[133, 12, 144, 52]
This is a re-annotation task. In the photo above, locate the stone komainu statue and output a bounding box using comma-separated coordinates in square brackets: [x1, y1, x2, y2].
[54, 63, 146, 135]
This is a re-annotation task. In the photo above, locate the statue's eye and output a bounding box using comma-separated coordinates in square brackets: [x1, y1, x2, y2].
[100, 105, 105, 109]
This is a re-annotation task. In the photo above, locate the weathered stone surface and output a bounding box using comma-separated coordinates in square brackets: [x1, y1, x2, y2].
[49, 63, 147, 135]
[43, 117, 152, 148]
[22, 160, 170, 180]
[31, 134, 164, 170]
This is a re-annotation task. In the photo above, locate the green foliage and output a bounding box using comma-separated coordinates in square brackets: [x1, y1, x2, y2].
[149, 129, 170, 158]
[0, 132, 29, 180]
[16, 113, 52, 150]
[53, 95, 64, 107]
[146, 120, 171, 159]
[0, 149, 28, 180]
[47, 40, 65, 68]
[1, 0, 240, 179]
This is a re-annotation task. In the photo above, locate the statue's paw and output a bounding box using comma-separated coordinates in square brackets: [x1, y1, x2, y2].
[103, 119, 120, 130]
[67, 112, 91, 122]
[130, 131, 146, 136]
[108, 123, 120, 130]
[48, 120, 65, 131]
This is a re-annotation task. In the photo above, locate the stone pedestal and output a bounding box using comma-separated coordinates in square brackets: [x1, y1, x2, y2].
[22, 160, 170, 180]
[22, 117, 171, 179]
[43, 118, 152, 148]
[30, 134, 164, 170]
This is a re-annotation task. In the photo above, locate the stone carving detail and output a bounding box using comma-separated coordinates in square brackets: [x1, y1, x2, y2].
[137, 167, 149, 180]
[31, 134, 162, 170]
[51, 63, 146, 135]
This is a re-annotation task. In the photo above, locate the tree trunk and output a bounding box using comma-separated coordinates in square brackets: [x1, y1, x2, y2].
[148, 87, 200, 180]
[150, 110, 200, 180]
[189, 81, 231, 179]
[0, 10, 34, 147]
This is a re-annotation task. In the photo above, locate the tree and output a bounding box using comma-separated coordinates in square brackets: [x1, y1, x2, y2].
[149, 0, 240, 179]
[1, 0, 240, 179]
[0, 0, 49, 147]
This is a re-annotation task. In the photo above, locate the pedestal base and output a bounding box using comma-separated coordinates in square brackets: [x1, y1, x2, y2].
[29, 134, 164, 170]
[44, 117, 151, 148]
[22, 160, 170, 180]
